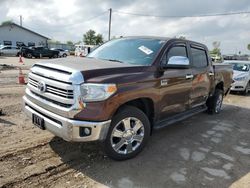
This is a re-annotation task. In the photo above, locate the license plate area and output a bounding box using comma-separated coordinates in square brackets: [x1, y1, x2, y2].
[32, 114, 45, 130]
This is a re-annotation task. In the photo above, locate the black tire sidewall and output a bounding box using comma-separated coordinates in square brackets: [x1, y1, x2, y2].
[103, 106, 151, 160]
[207, 89, 223, 114]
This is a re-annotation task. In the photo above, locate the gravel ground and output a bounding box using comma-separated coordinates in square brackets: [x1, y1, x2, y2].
[0, 57, 250, 188]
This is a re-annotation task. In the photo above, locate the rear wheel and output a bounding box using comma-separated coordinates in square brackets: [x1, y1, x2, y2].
[207, 89, 224, 114]
[26, 53, 32, 58]
[103, 106, 150, 160]
[53, 54, 58, 58]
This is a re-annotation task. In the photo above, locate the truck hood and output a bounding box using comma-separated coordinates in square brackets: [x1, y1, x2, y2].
[35, 57, 138, 73]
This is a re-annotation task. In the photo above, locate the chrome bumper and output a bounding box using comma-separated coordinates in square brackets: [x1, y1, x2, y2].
[23, 96, 111, 142]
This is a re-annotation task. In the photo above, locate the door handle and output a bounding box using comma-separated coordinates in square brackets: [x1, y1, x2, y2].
[209, 72, 214, 76]
[186, 74, 194, 79]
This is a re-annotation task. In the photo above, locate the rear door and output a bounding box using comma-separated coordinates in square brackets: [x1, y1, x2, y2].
[159, 42, 193, 119]
[189, 44, 213, 108]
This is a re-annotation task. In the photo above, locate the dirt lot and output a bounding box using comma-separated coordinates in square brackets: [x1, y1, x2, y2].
[0, 57, 250, 188]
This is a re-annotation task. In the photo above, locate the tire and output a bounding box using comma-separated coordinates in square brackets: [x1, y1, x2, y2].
[103, 106, 151, 160]
[26, 53, 32, 58]
[53, 54, 58, 58]
[62, 53, 67, 57]
[207, 89, 224, 114]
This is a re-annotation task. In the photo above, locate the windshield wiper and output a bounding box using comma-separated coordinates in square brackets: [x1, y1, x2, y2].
[106, 59, 124, 63]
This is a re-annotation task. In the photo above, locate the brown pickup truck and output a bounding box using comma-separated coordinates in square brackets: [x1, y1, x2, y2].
[23, 37, 233, 160]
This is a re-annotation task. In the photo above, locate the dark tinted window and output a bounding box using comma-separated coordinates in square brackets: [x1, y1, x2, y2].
[167, 45, 187, 59]
[4, 41, 12, 45]
[191, 47, 208, 68]
[4, 46, 11, 49]
[28, 42, 35, 46]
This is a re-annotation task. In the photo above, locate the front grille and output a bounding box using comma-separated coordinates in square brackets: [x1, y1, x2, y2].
[28, 77, 74, 99]
[26, 65, 76, 110]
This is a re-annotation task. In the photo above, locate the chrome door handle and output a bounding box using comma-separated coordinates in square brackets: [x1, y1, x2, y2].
[186, 74, 194, 79]
[209, 72, 214, 76]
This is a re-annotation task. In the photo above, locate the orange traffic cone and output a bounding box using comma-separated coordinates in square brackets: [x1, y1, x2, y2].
[19, 55, 24, 64]
[18, 68, 25, 84]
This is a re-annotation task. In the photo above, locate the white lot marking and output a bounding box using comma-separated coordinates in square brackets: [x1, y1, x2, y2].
[211, 137, 222, 144]
[170, 172, 186, 183]
[201, 168, 231, 179]
[179, 148, 190, 161]
[208, 159, 220, 165]
[204, 176, 214, 181]
[191, 151, 206, 162]
[199, 147, 210, 153]
[206, 130, 215, 135]
[219, 122, 233, 128]
[223, 163, 234, 170]
[212, 125, 232, 132]
[212, 152, 234, 162]
[214, 133, 223, 137]
[234, 146, 250, 155]
[206, 120, 218, 124]
[118, 177, 134, 188]
[179, 168, 187, 175]
[239, 142, 248, 146]
[201, 134, 209, 138]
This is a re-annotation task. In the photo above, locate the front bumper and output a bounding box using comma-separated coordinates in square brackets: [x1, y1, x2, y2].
[231, 80, 248, 91]
[23, 96, 111, 142]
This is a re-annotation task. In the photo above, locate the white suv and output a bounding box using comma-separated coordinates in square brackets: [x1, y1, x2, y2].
[225, 61, 250, 95]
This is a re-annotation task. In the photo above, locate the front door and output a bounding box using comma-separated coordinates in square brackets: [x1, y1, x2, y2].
[159, 43, 193, 120]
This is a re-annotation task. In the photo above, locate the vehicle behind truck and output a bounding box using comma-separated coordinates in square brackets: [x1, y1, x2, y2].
[23, 37, 233, 160]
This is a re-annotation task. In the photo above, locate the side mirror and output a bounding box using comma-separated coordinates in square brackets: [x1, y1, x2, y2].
[167, 56, 189, 67]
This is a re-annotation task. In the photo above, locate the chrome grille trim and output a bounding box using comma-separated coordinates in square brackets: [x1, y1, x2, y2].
[25, 63, 84, 118]
[28, 77, 74, 99]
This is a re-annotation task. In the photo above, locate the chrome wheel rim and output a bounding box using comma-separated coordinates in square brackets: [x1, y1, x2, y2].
[215, 94, 223, 113]
[111, 117, 144, 155]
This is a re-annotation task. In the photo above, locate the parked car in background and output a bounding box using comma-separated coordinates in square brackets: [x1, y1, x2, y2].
[224, 60, 250, 95]
[50, 48, 70, 57]
[74, 44, 95, 57]
[0, 46, 20, 56]
[21, 46, 59, 58]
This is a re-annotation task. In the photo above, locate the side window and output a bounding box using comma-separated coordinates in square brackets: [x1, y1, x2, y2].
[167, 45, 187, 60]
[191, 47, 208, 68]
[4, 41, 12, 45]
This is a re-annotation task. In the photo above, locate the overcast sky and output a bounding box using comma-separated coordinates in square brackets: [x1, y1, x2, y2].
[1, 0, 250, 54]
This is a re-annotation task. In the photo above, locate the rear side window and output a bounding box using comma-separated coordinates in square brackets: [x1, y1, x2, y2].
[167, 45, 187, 60]
[191, 47, 208, 68]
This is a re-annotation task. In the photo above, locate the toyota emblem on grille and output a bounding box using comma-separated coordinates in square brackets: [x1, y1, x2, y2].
[37, 81, 46, 93]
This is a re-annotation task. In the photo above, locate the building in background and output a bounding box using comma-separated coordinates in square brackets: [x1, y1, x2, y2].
[0, 22, 49, 47]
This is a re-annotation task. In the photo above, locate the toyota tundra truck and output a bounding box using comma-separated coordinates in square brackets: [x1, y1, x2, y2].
[23, 37, 233, 160]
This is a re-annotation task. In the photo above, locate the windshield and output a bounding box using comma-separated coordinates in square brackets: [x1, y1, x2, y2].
[232, 63, 250, 72]
[88, 38, 165, 65]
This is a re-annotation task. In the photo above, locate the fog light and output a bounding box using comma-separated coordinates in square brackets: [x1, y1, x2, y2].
[79, 127, 92, 137]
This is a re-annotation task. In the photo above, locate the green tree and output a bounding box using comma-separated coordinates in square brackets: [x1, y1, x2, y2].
[1, 20, 13, 26]
[210, 41, 221, 55]
[83, 29, 104, 45]
[247, 44, 250, 51]
[66, 41, 74, 45]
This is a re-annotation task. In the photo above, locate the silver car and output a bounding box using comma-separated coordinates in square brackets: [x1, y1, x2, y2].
[224, 60, 250, 95]
[0, 46, 20, 56]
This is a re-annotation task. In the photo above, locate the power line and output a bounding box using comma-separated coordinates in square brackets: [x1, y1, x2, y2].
[113, 10, 250, 18]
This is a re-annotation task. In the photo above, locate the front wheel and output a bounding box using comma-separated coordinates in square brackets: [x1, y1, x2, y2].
[241, 82, 250, 95]
[103, 106, 150, 160]
[207, 89, 224, 114]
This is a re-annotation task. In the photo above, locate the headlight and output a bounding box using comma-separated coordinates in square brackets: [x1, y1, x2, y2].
[234, 76, 247, 81]
[80, 83, 117, 102]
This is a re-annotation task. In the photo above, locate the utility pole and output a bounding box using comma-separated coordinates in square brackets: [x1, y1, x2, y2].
[19, 15, 23, 26]
[108, 8, 112, 41]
